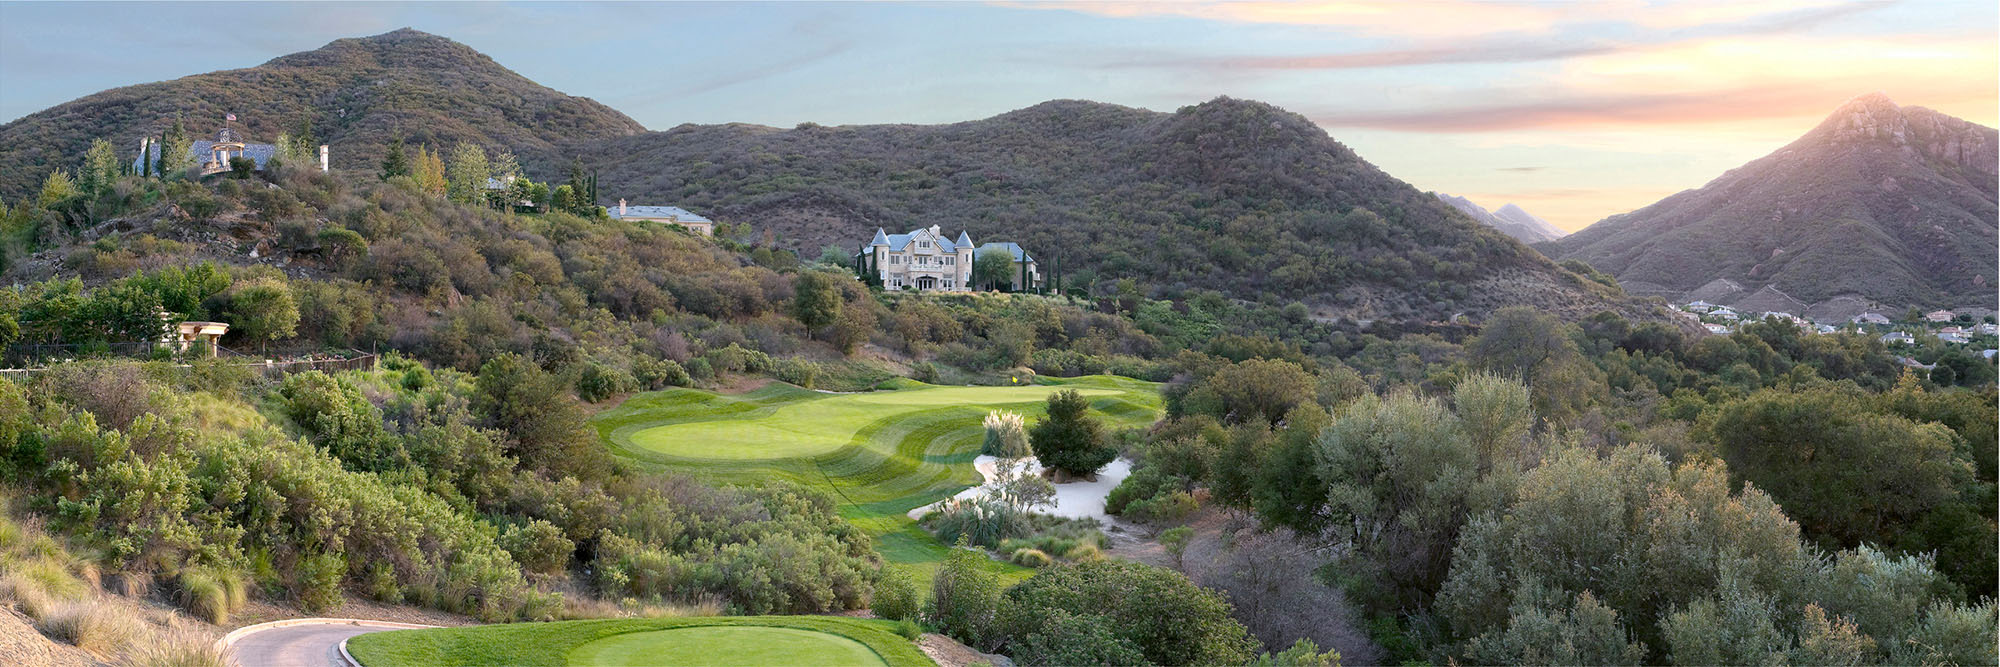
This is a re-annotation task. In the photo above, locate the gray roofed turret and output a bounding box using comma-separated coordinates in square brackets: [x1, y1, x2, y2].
[955, 231, 973, 248]
[871, 228, 889, 246]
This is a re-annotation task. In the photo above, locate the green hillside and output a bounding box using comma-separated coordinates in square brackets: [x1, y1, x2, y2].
[0, 28, 642, 201]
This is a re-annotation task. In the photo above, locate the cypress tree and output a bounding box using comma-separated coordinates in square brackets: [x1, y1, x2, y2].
[379, 136, 409, 181]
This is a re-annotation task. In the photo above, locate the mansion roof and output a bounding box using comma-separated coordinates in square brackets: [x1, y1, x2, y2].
[871, 227, 971, 253]
[609, 205, 711, 223]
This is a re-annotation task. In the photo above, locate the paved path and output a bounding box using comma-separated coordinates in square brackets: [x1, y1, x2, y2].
[224, 619, 432, 667]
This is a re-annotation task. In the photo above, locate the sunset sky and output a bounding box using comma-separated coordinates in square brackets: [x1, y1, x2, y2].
[2, 1, 1994, 231]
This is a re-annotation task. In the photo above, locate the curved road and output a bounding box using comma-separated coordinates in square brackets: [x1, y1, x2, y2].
[225, 619, 434, 667]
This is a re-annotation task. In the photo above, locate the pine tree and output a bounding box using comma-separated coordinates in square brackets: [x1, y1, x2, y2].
[140, 138, 152, 179]
[159, 118, 193, 178]
[379, 136, 410, 181]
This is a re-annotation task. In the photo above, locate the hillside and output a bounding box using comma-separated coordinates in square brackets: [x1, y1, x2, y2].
[1557, 94, 1998, 310]
[581, 98, 1629, 321]
[1435, 194, 1564, 243]
[0, 28, 643, 200]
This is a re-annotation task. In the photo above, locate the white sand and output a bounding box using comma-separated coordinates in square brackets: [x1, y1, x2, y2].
[908, 455, 1133, 524]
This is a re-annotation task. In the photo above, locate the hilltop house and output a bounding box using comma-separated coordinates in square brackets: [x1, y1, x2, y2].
[135, 125, 327, 177]
[608, 200, 713, 236]
[857, 225, 974, 292]
[1852, 312, 1892, 326]
[1881, 331, 1915, 345]
[1925, 310, 1956, 322]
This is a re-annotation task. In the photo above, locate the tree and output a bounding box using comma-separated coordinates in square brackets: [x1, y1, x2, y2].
[1194, 358, 1315, 425]
[412, 145, 447, 197]
[1468, 306, 1598, 424]
[817, 244, 848, 267]
[223, 281, 299, 348]
[1030, 389, 1113, 477]
[445, 142, 490, 204]
[552, 184, 577, 213]
[1703, 386, 1970, 550]
[973, 246, 1014, 291]
[159, 117, 193, 177]
[379, 136, 411, 180]
[37, 169, 77, 209]
[473, 353, 611, 481]
[1313, 393, 1484, 611]
[1159, 525, 1193, 570]
[78, 138, 120, 198]
[790, 271, 843, 337]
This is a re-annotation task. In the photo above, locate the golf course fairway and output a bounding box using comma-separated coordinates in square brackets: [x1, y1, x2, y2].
[346, 616, 931, 667]
[593, 375, 1161, 584]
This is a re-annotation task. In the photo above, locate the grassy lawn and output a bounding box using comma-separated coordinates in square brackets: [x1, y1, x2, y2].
[593, 375, 1161, 585]
[347, 616, 930, 667]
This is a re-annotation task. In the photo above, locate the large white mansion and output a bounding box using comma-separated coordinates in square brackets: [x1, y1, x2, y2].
[857, 225, 1041, 292]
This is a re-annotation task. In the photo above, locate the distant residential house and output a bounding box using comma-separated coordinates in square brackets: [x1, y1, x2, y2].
[975, 242, 1044, 292]
[1939, 326, 1964, 335]
[608, 200, 713, 236]
[1925, 310, 1955, 323]
[1815, 324, 1839, 335]
[1704, 323, 1732, 335]
[1852, 312, 1892, 326]
[1710, 308, 1740, 321]
[1881, 331, 1915, 345]
[1937, 331, 1970, 344]
[1982, 349, 1997, 360]
[1685, 300, 1717, 312]
[135, 124, 328, 177]
[1977, 323, 1999, 335]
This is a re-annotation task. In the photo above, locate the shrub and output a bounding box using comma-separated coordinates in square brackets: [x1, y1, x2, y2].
[577, 362, 639, 402]
[924, 542, 1003, 649]
[174, 566, 245, 624]
[498, 519, 574, 576]
[872, 569, 921, 621]
[1000, 560, 1260, 666]
[895, 618, 925, 641]
[924, 498, 1029, 550]
[1011, 608, 1147, 667]
[126, 624, 227, 667]
[981, 411, 1030, 458]
[1010, 548, 1053, 568]
[775, 358, 819, 389]
[632, 356, 691, 389]
[298, 552, 346, 613]
[37, 600, 142, 658]
[1062, 543, 1103, 562]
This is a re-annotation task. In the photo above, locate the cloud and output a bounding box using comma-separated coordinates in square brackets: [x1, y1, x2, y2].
[1497, 166, 1544, 173]
[1091, 2, 1886, 72]
[1308, 33, 1997, 132]
[1012, 1, 1875, 40]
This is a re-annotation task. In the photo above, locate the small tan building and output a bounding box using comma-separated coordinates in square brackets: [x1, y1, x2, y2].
[176, 321, 229, 356]
[608, 200, 713, 236]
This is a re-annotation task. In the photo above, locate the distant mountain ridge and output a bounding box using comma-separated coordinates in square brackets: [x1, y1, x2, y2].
[1434, 194, 1565, 243]
[1557, 93, 1998, 310]
[0, 28, 644, 199]
[0, 29, 1650, 324]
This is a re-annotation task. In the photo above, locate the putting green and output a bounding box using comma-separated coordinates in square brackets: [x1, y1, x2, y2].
[568, 626, 886, 667]
[594, 376, 1162, 586]
[627, 385, 1118, 460]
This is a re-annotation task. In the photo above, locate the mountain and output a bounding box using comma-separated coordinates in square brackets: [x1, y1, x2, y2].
[2, 31, 1641, 323]
[579, 98, 1635, 321]
[1557, 93, 1998, 310]
[0, 28, 643, 200]
[1435, 194, 1564, 243]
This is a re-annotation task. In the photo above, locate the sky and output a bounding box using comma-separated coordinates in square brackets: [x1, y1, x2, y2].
[1, 1, 1994, 231]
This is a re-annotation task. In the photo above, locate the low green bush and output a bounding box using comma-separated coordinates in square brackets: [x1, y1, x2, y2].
[871, 569, 921, 621]
[1009, 548, 1052, 568]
